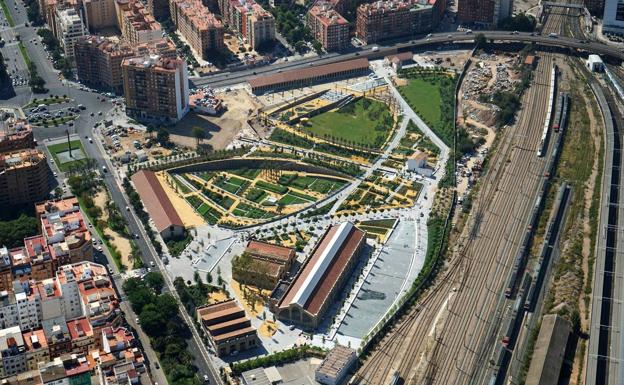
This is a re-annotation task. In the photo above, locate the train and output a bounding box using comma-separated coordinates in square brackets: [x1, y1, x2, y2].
[537, 65, 558, 157]
[552, 93, 564, 132]
[505, 92, 570, 299]
[524, 183, 571, 312]
[389, 371, 401, 385]
[490, 94, 572, 385]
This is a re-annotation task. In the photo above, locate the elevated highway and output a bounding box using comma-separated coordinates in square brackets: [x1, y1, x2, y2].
[191, 31, 624, 89]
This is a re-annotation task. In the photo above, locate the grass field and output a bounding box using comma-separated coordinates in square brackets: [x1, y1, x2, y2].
[399, 78, 442, 127]
[232, 202, 273, 219]
[47, 140, 88, 171]
[255, 180, 288, 194]
[303, 98, 392, 149]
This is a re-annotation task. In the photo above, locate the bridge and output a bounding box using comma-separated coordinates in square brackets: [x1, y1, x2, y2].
[191, 31, 624, 88]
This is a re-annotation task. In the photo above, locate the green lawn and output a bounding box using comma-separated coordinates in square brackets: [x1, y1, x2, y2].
[398, 78, 442, 127]
[18, 43, 30, 67]
[0, 0, 14, 27]
[47, 140, 88, 171]
[25, 97, 70, 108]
[232, 203, 273, 219]
[255, 180, 288, 194]
[302, 98, 393, 149]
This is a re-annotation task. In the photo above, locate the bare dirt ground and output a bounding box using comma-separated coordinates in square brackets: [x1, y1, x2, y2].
[171, 89, 261, 150]
[93, 189, 134, 268]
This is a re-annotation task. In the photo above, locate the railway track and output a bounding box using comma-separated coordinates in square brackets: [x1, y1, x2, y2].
[353, 54, 555, 385]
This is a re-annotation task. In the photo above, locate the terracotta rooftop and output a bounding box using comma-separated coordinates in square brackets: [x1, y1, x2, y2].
[248, 58, 369, 89]
[309, 2, 349, 26]
[278, 223, 365, 315]
[131, 170, 184, 233]
[246, 240, 294, 263]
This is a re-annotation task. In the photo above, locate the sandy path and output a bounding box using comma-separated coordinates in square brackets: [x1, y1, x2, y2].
[156, 172, 204, 228]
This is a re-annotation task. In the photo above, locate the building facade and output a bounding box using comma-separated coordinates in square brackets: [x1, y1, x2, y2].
[457, 0, 511, 26]
[356, 0, 434, 44]
[603, 0, 624, 34]
[122, 55, 189, 122]
[307, 1, 350, 51]
[196, 300, 259, 357]
[169, 0, 224, 59]
[55, 8, 88, 62]
[82, 0, 117, 30]
[74, 35, 176, 94]
[218, 0, 274, 49]
[0, 150, 49, 208]
[115, 0, 162, 45]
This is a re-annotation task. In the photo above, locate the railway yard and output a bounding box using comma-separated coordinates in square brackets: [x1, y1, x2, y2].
[352, 3, 614, 385]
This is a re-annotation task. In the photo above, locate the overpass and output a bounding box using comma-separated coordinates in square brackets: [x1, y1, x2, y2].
[191, 31, 624, 89]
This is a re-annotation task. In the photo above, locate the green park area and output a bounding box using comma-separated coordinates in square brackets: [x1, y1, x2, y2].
[301, 98, 394, 149]
[174, 168, 349, 227]
[47, 140, 88, 171]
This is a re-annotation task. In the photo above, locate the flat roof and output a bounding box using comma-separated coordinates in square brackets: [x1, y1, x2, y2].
[525, 314, 572, 385]
[317, 345, 356, 378]
[248, 58, 369, 89]
[131, 170, 184, 233]
[279, 222, 365, 315]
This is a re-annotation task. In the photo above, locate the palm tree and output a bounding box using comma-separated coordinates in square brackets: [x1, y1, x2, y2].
[192, 126, 206, 147]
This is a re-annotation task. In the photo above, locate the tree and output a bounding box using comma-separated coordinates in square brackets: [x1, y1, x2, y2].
[191, 126, 206, 146]
[139, 303, 167, 335]
[0, 214, 39, 248]
[54, 187, 63, 199]
[144, 272, 165, 293]
[312, 40, 323, 55]
[206, 272, 212, 284]
[475, 33, 487, 48]
[157, 128, 170, 146]
[146, 124, 156, 138]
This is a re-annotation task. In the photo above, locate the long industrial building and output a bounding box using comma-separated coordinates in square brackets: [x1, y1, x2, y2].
[270, 222, 366, 329]
[248, 58, 369, 94]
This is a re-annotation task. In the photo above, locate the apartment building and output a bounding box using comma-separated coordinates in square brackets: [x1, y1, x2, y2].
[244, 3, 275, 49]
[55, 8, 88, 62]
[146, 0, 169, 20]
[219, 0, 274, 49]
[603, 0, 624, 34]
[0, 326, 27, 378]
[74, 35, 176, 94]
[115, 0, 162, 45]
[307, 1, 350, 51]
[0, 150, 49, 208]
[0, 117, 34, 154]
[169, 0, 224, 58]
[82, 0, 117, 30]
[0, 325, 145, 383]
[122, 55, 189, 122]
[356, 0, 436, 44]
[457, 0, 509, 26]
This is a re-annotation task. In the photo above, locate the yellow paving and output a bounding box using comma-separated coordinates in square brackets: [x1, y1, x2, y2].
[156, 172, 204, 227]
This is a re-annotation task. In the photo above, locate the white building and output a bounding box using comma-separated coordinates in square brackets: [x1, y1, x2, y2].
[55, 9, 88, 62]
[586, 54, 604, 72]
[0, 326, 27, 378]
[604, 0, 624, 34]
[315, 345, 356, 385]
[0, 282, 42, 331]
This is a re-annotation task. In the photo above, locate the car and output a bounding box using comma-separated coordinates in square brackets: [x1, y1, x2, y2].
[426, 33, 433, 38]
[102, 166, 107, 172]
[88, 138, 93, 143]
[134, 233, 139, 239]
[135, 318, 140, 324]
[203, 375, 209, 383]
[155, 363, 160, 369]
[97, 246, 103, 252]
[125, 205, 130, 211]
[53, 171, 58, 177]
[90, 112, 94, 116]
[150, 261, 155, 267]
[98, 111, 102, 115]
